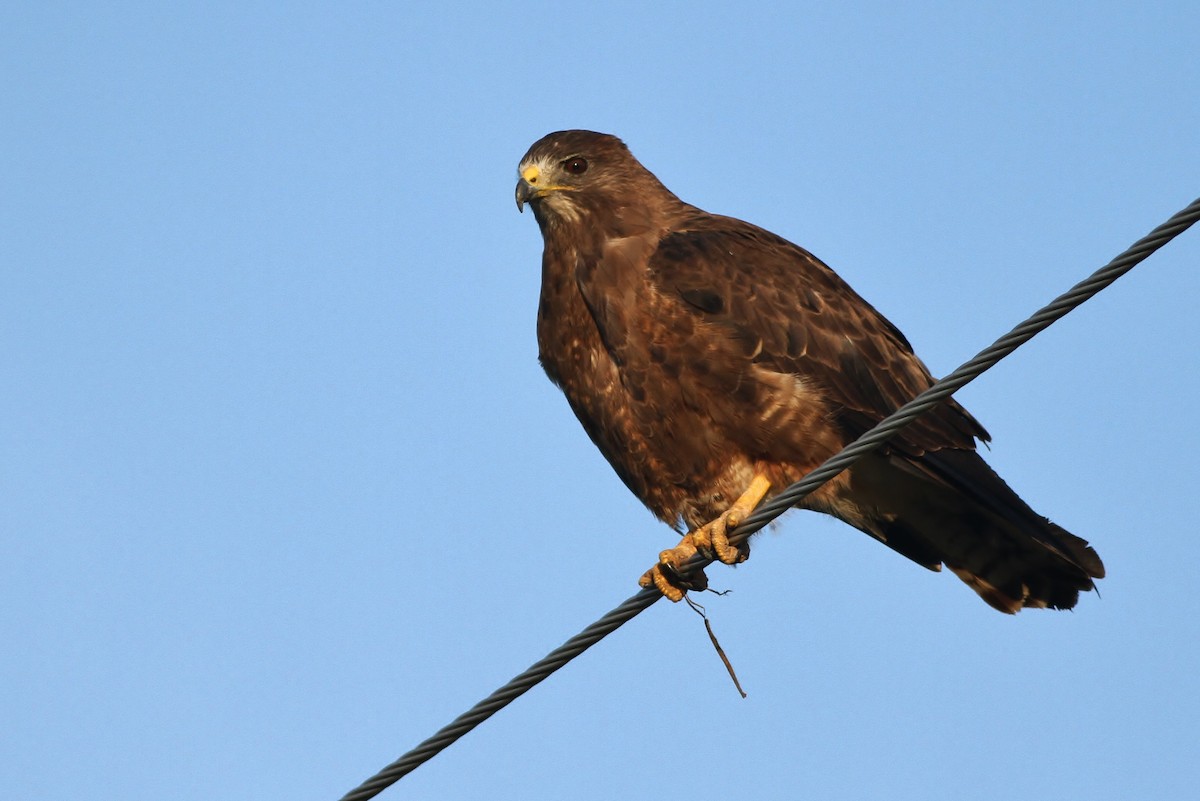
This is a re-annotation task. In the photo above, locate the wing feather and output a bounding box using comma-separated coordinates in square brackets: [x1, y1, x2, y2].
[648, 214, 986, 456]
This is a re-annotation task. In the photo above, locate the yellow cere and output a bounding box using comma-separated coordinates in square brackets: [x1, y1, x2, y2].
[521, 165, 540, 183]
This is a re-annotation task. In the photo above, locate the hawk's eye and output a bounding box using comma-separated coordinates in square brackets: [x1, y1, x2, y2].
[563, 157, 588, 175]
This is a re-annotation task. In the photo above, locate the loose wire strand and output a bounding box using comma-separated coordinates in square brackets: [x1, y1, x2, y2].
[338, 197, 1200, 801]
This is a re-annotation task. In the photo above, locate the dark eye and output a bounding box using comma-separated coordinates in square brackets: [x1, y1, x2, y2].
[563, 157, 588, 175]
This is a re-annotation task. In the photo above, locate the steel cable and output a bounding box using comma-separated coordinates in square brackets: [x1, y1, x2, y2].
[338, 196, 1200, 801]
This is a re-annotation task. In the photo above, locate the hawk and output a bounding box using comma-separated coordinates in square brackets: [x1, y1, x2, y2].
[515, 130, 1104, 612]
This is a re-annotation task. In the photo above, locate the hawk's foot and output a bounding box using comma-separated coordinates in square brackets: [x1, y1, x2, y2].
[639, 533, 707, 601]
[638, 475, 772, 602]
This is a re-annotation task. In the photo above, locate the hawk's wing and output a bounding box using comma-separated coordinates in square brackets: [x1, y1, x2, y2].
[648, 213, 987, 457]
[641, 214, 1104, 584]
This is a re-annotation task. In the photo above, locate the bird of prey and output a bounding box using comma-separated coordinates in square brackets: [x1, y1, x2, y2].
[515, 129, 1104, 612]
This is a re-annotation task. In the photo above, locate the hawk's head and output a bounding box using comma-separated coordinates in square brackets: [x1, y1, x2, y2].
[515, 130, 676, 234]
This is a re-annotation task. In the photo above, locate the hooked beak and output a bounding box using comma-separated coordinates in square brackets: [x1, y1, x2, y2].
[515, 163, 541, 212]
[515, 178, 533, 212]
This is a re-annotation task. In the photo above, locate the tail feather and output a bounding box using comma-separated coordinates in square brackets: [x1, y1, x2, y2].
[840, 450, 1104, 613]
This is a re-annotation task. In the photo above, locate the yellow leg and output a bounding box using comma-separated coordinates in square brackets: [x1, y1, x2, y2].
[639, 474, 772, 601]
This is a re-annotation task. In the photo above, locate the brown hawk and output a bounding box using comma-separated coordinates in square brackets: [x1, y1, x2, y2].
[515, 129, 1103, 612]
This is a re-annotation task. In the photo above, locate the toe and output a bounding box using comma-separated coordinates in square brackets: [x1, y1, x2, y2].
[708, 513, 749, 565]
[638, 565, 687, 601]
[653, 568, 686, 602]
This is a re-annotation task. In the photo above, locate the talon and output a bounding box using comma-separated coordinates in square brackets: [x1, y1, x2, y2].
[638, 474, 772, 601]
[640, 565, 693, 602]
[697, 511, 746, 566]
[639, 535, 709, 601]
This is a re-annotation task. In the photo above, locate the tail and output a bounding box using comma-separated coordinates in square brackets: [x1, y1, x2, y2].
[840, 449, 1105, 613]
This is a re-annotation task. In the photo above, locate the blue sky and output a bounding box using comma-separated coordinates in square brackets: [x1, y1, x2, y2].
[3, 3, 1198, 800]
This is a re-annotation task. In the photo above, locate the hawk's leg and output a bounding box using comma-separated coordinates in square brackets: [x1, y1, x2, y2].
[639, 474, 772, 602]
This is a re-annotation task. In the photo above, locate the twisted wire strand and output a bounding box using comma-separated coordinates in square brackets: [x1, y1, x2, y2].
[339, 197, 1200, 801]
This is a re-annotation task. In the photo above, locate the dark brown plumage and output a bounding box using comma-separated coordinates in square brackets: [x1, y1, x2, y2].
[516, 129, 1104, 612]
